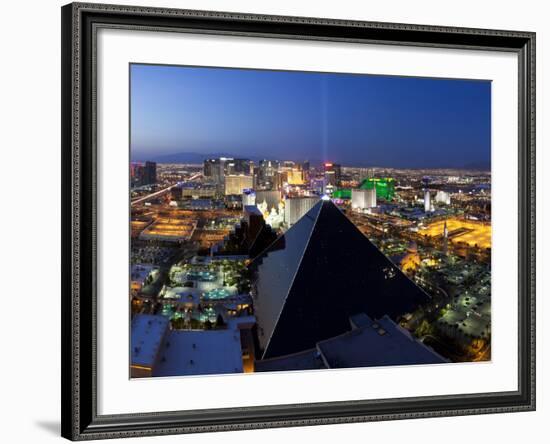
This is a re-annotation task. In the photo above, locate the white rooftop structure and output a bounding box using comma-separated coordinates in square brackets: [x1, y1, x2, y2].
[169, 263, 240, 298]
[153, 329, 243, 377]
[131, 264, 158, 284]
[190, 256, 213, 265]
[131, 314, 170, 369]
[160, 286, 200, 306]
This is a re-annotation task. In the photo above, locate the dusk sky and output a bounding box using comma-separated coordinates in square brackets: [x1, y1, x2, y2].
[130, 64, 491, 169]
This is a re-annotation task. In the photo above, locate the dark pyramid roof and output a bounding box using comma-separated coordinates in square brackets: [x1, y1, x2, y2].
[251, 199, 431, 359]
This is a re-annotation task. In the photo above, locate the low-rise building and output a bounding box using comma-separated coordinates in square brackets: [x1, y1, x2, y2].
[131, 313, 247, 378]
[130, 314, 170, 378]
[130, 264, 160, 293]
[153, 329, 244, 377]
[139, 217, 197, 242]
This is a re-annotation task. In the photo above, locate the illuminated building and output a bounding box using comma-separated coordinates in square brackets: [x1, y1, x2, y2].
[139, 216, 197, 242]
[287, 168, 305, 185]
[310, 178, 326, 195]
[302, 161, 310, 181]
[160, 286, 200, 310]
[143, 161, 157, 185]
[274, 171, 288, 190]
[255, 190, 281, 211]
[419, 218, 491, 250]
[360, 177, 395, 200]
[242, 189, 256, 206]
[324, 183, 335, 196]
[224, 175, 254, 195]
[258, 159, 279, 188]
[424, 190, 431, 212]
[130, 161, 157, 187]
[283, 196, 320, 227]
[204, 158, 225, 185]
[217, 157, 232, 186]
[204, 157, 252, 187]
[203, 158, 219, 177]
[226, 158, 253, 175]
[332, 189, 351, 200]
[250, 199, 430, 359]
[351, 188, 376, 210]
[130, 162, 142, 187]
[131, 219, 152, 238]
[264, 203, 285, 229]
[443, 220, 449, 256]
[324, 162, 341, 186]
[281, 160, 296, 169]
[180, 184, 216, 199]
[435, 190, 451, 205]
[399, 241, 421, 272]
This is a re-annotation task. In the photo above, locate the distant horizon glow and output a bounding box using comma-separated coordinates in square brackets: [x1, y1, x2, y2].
[130, 64, 491, 169]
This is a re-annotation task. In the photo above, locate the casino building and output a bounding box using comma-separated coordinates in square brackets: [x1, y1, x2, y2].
[249, 199, 431, 360]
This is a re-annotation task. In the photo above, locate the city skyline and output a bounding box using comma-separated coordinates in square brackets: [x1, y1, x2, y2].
[129, 64, 492, 378]
[130, 64, 491, 169]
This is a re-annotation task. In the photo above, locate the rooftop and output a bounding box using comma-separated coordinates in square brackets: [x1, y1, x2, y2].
[130, 264, 158, 283]
[317, 315, 448, 368]
[160, 286, 200, 306]
[226, 315, 256, 330]
[139, 216, 197, 242]
[419, 218, 491, 249]
[131, 314, 170, 368]
[255, 349, 325, 372]
[153, 329, 243, 377]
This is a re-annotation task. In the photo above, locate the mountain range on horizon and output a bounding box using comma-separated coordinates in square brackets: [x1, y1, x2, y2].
[131, 151, 490, 171]
[131, 151, 321, 166]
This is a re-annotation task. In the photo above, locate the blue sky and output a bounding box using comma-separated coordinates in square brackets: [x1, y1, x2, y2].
[130, 64, 491, 168]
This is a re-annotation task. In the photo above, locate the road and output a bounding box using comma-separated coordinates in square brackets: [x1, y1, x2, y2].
[131, 173, 202, 207]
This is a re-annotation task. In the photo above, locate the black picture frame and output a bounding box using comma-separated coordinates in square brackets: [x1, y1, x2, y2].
[61, 2, 536, 440]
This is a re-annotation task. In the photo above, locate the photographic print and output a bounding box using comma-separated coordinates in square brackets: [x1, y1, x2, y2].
[129, 64, 492, 378]
[61, 6, 536, 438]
